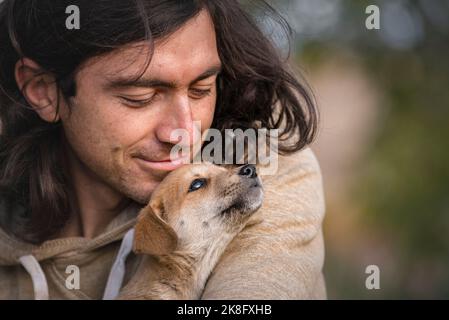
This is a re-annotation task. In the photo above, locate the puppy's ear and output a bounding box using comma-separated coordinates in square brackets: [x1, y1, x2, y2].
[133, 201, 178, 256]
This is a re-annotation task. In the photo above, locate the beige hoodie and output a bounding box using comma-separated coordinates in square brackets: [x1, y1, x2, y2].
[0, 147, 326, 300]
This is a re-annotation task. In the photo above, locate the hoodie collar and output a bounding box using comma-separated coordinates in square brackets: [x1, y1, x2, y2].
[0, 202, 142, 266]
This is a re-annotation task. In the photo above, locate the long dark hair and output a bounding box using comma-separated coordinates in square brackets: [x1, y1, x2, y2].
[0, 0, 318, 243]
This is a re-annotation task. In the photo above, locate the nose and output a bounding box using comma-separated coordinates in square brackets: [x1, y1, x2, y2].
[155, 95, 195, 146]
[238, 164, 257, 178]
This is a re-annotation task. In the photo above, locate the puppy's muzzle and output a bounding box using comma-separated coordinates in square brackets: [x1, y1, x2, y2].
[220, 164, 263, 216]
[238, 164, 261, 188]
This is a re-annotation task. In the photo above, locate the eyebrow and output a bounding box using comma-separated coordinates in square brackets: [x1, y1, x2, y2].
[103, 64, 223, 90]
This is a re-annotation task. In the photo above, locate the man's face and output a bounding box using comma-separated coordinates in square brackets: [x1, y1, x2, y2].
[59, 10, 221, 204]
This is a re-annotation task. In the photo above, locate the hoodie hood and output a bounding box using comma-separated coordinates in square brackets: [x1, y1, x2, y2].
[0, 202, 142, 300]
[0, 202, 141, 266]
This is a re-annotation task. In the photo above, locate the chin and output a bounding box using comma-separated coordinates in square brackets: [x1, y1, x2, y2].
[123, 180, 160, 205]
[113, 165, 166, 205]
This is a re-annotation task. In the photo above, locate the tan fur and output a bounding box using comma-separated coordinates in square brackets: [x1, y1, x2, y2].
[118, 163, 263, 300]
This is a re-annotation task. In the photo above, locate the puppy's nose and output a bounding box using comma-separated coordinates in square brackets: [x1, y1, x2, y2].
[238, 164, 257, 178]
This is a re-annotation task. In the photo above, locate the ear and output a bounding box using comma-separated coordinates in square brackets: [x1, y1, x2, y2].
[133, 201, 178, 256]
[14, 58, 61, 122]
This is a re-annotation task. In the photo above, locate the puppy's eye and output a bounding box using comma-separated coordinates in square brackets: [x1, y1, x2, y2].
[188, 178, 207, 193]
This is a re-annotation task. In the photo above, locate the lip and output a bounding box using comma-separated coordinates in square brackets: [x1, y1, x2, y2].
[134, 155, 189, 171]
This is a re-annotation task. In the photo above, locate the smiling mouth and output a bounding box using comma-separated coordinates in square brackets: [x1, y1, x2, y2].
[136, 154, 188, 162]
[134, 155, 189, 171]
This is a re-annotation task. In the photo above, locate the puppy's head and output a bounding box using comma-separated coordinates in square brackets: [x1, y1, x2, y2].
[133, 163, 264, 256]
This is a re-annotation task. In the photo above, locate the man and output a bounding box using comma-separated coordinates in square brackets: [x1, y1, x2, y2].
[0, 0, 326, 299]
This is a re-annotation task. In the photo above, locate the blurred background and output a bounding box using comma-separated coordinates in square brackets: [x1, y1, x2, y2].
[253, 0, 449, 299]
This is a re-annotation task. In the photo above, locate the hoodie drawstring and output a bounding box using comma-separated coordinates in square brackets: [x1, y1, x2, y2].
[17, 228, 134, 300]
[19, 255, 49, 300]
[102, 228, 135, 300]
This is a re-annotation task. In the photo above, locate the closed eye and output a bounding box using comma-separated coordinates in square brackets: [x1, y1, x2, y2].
[188, 178, 207, 193]
[118, 95, 156, 107]
[189, 88, 212, 99]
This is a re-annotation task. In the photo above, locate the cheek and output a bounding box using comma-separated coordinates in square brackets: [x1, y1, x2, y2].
[61, 95, 150, 170]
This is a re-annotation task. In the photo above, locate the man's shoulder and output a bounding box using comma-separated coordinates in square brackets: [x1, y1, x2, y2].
[202, 147, 327, 299]
[261, 146, 323, 187]
[242, 146, 325, 238]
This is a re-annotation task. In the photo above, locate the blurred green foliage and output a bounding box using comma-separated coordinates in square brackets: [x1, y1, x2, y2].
[259, 0, 449, 298]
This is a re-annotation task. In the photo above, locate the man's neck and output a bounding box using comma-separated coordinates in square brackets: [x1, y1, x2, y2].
[58, 145, 125, 239]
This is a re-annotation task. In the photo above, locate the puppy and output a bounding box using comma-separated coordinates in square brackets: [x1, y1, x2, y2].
[118, 162, 264, 300]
